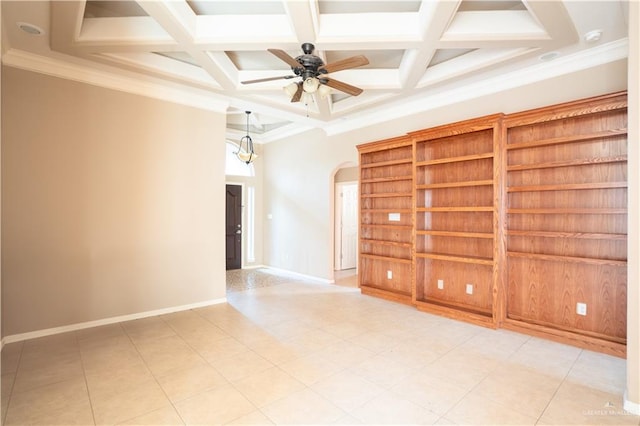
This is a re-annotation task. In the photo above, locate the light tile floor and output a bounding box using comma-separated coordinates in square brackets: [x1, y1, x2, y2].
[1, 268, 639, 425]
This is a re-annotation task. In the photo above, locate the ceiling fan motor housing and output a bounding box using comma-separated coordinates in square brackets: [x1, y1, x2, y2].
[295, 55, 324, 78]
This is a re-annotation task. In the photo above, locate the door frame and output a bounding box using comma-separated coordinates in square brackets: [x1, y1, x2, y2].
[334, 180, 359, 271]
[225, 181, 245, 269]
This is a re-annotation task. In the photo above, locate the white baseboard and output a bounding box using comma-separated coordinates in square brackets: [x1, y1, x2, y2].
[1, 297, 227, 345]
[241, 264, 267, 270]
[264, 266, 334, 284]
[624, 390, 640, 415]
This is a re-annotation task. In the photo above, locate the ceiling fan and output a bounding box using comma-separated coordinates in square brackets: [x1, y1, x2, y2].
[240, 43, 369, 102]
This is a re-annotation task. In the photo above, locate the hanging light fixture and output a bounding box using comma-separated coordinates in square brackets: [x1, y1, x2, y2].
[236, 111, 257, 164]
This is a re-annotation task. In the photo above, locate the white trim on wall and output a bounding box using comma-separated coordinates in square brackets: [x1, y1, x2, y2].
[1, 297, 227, 346]
[265, 266, 335, 285]
[2, 48, 230, 114]
[625, 390, 640, 416]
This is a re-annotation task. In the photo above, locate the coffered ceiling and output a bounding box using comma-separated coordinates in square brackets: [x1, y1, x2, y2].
[1, 1, 630, 143]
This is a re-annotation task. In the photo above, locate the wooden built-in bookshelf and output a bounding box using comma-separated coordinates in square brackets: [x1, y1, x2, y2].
[502, 92, 628, 356]
[409, 115, 503, 327]
[358, 136, 414, 304]
[356, 92, 628, 357]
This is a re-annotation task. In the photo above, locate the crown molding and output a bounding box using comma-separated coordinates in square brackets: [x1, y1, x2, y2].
[2, 48, 230, 113]
[323, 38, 629, 136]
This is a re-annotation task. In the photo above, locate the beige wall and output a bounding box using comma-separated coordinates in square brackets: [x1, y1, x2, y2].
[335, 166, 358, 183]
[263, 128, 357, 279]
[1, 67, 227, 337]
[626, 0, 639, 412]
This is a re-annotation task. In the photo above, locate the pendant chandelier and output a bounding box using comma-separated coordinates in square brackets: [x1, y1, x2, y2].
[236, 111, 257, 164]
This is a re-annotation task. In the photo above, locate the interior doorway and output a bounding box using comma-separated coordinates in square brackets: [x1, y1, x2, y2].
[225, 184, 242, 270]
[334, 181, 358, 270]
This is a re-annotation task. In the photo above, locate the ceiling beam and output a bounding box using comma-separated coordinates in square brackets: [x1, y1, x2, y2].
[137, 0, 237, 89]
[283, 1, 317, 45]
[398, 1, 460, 90]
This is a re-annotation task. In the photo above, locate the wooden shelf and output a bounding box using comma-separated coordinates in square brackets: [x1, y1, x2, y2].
[415, 298, 492, 316]
[360, 224, 412, 230]
[360, 285, 413, 305]
[507, 155, 628, 171]
[502, 319, 626, 358]
[360, 253, 412, 264]
[505, 129, 627, 151]
[416, 252, 493, 265]
[507, 182, 627, 192]
[415, 152, 493, 167]
[507, 251, 627, 266]
[507, 230, 627, 240]
[414, 300, 495, 328]
[505, 315, 627, 345]
[361, 176, 412, 183]
[361, 208, 412, 213]
[361, 192, 413, 198]
[361, 239, 412, 248]
[361, 158, 412, 169]
[417, 206, 493, 212]
[507, 208, 627, 214]
[417, 230, 493, 239]
[416, 180, 493, 190]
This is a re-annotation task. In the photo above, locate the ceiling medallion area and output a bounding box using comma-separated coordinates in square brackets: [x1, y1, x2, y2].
[241, 43, 369, 105]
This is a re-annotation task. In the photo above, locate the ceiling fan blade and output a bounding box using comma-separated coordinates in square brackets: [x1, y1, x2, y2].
[291, 82, 303, 103]
[322, 78, 363, 96]
[268, 48, 302, 69]
[241, 75, 295, 84]
[320, 55, 369, 74]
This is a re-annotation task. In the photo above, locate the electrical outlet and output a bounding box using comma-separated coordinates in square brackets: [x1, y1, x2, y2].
[437, 279, 444, 290]
[466, 284, 473, 295]
[387, 270, 393, 279]
[576, 302, 587, 316]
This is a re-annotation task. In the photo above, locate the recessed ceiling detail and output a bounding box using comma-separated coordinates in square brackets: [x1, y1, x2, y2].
[317, 1, 422, 14]
[83, 1, 148, 18]
[154, 51, 200, 67]
[457, 0, 526, 12]
[2, 0, 628, 142]
[187, 1, 285, 16]
[428, 49, 476, 67]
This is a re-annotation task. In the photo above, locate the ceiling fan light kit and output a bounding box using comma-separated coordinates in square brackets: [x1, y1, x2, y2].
[241, 43, 369, 103]
[302, 77, 320, 93]
[284, 82, 299, 97]
[318, 84, 332, 99]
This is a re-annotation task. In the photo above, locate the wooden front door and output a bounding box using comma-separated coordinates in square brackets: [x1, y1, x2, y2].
[225, 184, 242, 270]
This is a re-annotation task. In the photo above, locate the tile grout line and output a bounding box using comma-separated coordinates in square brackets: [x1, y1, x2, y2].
[1, 341, 24, 426]
[533, 348, 584, 425]
[74, 330, 99, 426]
[121, 316, 190, 425]
[435, 334, 535, 423]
